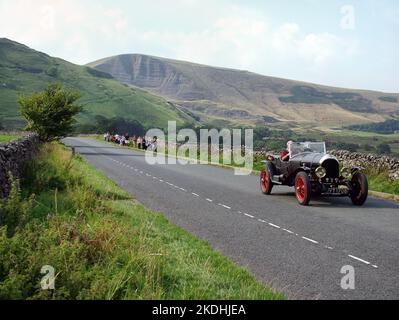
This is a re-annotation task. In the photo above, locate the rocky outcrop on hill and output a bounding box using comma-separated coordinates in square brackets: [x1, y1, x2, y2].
[88, 53, 399, 127]
[329, 150, 399, 181]
[0, 134, 40, 198]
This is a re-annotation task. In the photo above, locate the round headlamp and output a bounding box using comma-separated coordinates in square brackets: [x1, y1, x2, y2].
[315, 166, 327, 178]
[341, 167, 352, 178]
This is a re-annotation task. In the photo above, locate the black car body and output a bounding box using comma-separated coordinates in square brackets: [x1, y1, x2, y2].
[260, 142, 368, 206]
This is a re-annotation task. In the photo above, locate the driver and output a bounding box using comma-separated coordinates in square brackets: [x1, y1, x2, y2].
[280, 141, 294, 161]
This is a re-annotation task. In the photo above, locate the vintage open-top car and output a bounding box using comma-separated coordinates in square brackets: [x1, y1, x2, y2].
[260, 142, 368, 206]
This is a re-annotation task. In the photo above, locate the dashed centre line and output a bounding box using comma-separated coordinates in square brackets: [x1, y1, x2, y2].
[348, 254, 371, 265]
[282, 228, 294, 234]
[244, 213, 254, 219]
[269, 223, 281, 229]
[219, 204, 232, 210]
[106, 155, 380, 271]
[302, 237, 319, 244]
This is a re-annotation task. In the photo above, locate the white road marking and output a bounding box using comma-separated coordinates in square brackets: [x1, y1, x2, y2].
[282, 228, 294, 234]
[219, 204, 231, 210]
[348, 255, 371, 265]
[97, 146, 382, 272]
[302, 237, 319, 244]
[269, 223, 281, 229]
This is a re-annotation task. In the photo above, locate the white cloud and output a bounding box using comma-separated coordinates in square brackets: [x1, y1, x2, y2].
[0, 0, 131, 62]
[0, 0, 363, 87]
[272, 23, 352, 65]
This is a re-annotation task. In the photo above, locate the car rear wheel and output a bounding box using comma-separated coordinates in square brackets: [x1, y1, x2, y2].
[260, 169, 273, 195]
[295, 172, 311, 206]
[350, 172, 368, 206]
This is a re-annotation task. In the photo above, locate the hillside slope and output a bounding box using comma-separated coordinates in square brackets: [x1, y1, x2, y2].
[0, 39, 194, 130]
[88, 54, 399, 128]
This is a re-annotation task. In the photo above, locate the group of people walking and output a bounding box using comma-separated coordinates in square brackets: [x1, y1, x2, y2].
[104, 133, 158, 152]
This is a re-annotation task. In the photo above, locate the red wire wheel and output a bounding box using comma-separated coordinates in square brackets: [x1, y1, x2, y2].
[295, 172, 311, 206]
[260, 169, 273, 195]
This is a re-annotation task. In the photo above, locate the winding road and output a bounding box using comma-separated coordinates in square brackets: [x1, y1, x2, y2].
[64, 137, 399, 300]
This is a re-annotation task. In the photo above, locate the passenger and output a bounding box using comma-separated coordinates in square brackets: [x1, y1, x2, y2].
[281, 141, 294, 161]
[137, 136, 143, 149]
[143, 137, 147, 150]
[152, 136, 158, 153]
[132, 135, 137, 148]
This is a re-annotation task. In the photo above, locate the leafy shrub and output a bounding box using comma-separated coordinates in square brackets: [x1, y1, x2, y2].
[18, 83, 82, 141]
[0, 177, 34, 237]
[376, 143, 391, 154]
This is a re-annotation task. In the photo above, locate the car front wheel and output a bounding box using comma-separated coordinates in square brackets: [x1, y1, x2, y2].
[295, 172, 311, 206]
[350, 172, 368, 206]
[260, 169, 273, 195]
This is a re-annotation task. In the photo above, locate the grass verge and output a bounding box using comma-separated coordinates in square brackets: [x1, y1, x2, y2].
[0, 134, 19, 144]
[0, 142, 282, 300]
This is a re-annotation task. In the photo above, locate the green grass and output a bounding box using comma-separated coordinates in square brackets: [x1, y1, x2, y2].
[0, 134, 18, 143]
[0, 142, 282, 300]
[0, 38, 194, 130]
[368, 175, 399, 195]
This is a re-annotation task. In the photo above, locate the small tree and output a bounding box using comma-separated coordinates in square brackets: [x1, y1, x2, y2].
[377, 143, 391, 155]
[18, 84, 82, 141]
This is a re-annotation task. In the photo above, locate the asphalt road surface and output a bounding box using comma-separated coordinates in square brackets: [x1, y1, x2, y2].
[64, 137, 399, 300]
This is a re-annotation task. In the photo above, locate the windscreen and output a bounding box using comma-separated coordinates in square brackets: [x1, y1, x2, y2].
[289, 142, 326, 156]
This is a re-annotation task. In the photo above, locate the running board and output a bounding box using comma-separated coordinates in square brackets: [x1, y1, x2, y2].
[272, 175, 283, 185]
[272, 175, 284, 185]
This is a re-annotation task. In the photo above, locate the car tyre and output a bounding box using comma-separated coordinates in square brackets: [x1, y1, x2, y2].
[350, 172, 368, 206]
[260, 166, 273, 195]
[295, 172, 311, 206]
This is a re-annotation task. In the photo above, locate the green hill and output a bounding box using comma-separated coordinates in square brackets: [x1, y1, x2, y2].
[88, 54, 399, 128]
[0, 38, 194, 130]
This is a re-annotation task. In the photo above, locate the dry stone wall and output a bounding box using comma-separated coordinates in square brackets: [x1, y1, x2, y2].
[0, 134, 40, 198]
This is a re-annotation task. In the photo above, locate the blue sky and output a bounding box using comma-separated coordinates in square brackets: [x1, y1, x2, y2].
[0, 0, 398, 92]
